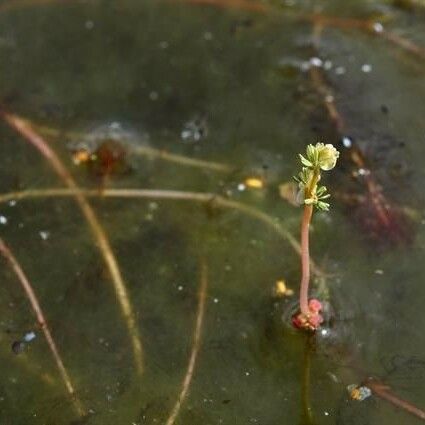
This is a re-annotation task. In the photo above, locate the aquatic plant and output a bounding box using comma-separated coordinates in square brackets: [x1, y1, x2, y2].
[292, 143, 339, 332]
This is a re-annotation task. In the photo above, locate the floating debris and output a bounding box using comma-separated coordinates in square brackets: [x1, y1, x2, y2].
[181, 115, 208, 142]
[335, 66, 346, 75]
[11, 340, 25, 355]
[323, 60, 333, 70]
[85, 20, 94, 30]
[341, 136, 353, 148]
[23, 331, 36, 343]
[309, 57, 323, 67]
[149, 91, 159, 101]
[347, 384, 372, 401]
[372, 22, 384, 33]
[273, 280, 294, 298]
[276, 57, 308, 77]
[244, 177, 264, 189]
[204, 31, 213, 41]
[11, 331, 36, 355]
[39, 231, 50, 241]
[68, 122, 148, 178]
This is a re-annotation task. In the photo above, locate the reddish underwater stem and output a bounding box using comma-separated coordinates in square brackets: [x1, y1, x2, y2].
[299, 205, 313, 316]
[366, 378, 425, 421]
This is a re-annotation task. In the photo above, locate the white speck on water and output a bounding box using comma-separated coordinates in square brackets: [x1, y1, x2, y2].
[342, 136, 352, 148]
[225, 265, 232, 271]
[320, 328, 329, 337]
[178, 285, 184, 291]
[181, 116, 208, 142]
[213, 298, 219, 303]
[0, 215, 7, 225]
[373, 22, 384, 33]
[335, 66, 346, 75]
[327, 372, 340, 383]
[323, 60, 333, 70]
[148, 202, 158, 211]
[149, 91, 159, 101]
[324, 411, 330, 416]
[309, 57, 323, 67]
[109, 121, 121, 131]
[85, 20, 94, 30]
[237, 183, 246, 192]
[300, 61, 310, 72]
[23, 331, 36, 342]
[325, 95, 334, 103]
[8, 200, 16, 207]
[204, 31, 213, 41]
[358, 168, 370, 176]
[159, 41, 169, 49]
[375, 269, 384, 275]
[245, 371, 250, 376]
[361, 64, 372, 73]
[39, 231, 50, 240]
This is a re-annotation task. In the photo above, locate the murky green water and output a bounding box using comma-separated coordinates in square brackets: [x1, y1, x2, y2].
[0, 0, 425, 423]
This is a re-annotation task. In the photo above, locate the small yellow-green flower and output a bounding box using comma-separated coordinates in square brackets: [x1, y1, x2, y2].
[316, 143, 339, 171]
[299, 143, 339, 171]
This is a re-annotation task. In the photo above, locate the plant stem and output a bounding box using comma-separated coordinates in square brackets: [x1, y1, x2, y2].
[165, 256, 208, 425]
[0, 187, 326, 278]
[0, 237, 85, 417]
[299, 167, 319, 316]
[365, 378, 425, 421]
[300, 336, 315, 425]
[299, 204, 313, 316]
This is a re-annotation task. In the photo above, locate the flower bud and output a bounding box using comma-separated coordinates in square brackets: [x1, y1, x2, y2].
[316, 143, 339, 171]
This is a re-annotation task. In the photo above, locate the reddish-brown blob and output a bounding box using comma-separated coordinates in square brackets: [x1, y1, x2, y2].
[353, 193, 413, 246]
[90, 140, 129, 177]
[72, 139, 130, 178]
[292, 298, 324, 332]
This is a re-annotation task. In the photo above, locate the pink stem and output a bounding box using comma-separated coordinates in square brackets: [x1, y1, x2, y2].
[299, 205, 313, 316]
